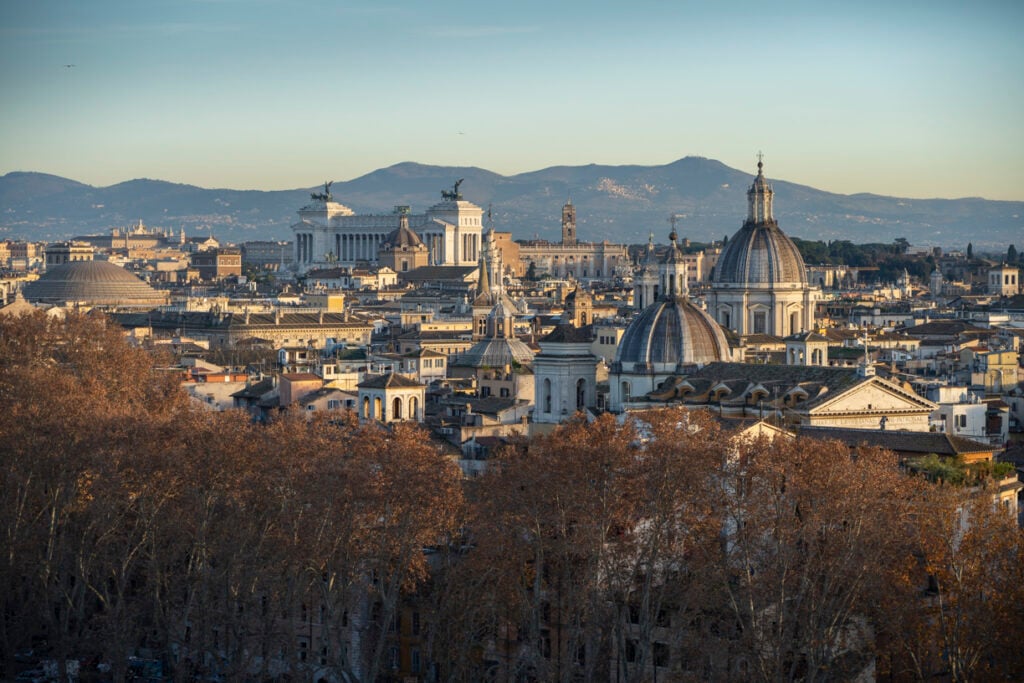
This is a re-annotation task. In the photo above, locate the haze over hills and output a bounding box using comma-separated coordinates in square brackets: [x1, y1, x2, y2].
[1, 157, 1021, 250]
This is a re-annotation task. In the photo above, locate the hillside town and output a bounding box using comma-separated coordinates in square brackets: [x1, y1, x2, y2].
[3, 164, 1024, 681]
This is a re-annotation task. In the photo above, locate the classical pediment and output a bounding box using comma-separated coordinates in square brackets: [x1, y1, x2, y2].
[807, 377, 936, 416]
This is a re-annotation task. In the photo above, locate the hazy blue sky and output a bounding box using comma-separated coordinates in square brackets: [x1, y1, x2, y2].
[2, 0, 1022, 200]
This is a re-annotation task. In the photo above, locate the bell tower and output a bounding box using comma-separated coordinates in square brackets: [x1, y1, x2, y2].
[561, 200, 577, 246]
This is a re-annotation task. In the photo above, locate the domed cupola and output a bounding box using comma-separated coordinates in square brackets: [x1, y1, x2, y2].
[707, 156, 820, 338]
[615, 230, 730, 372]
[713, 159, 807, 287]
[380, 213, 425, 251]
[614, 297, 731, 369]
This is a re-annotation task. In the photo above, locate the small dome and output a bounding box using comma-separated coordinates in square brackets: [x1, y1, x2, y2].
[23, 261, 167, 307]
[615, 297, 729, 368]
[381, 220, 424, 250]
[452, 338, 535, 368]
[713, 222, 807, 286]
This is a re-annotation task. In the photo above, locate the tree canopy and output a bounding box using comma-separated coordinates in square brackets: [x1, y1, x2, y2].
[2, 312, 1022, 682]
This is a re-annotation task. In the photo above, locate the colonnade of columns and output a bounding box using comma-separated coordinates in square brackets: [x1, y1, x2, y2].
[337, 233, 386, 262]
[296, 233, 314, 264]
[296, 230, 481, 268]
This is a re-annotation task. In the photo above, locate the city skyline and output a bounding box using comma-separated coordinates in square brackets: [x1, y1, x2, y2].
[2, 1, 1022, 201]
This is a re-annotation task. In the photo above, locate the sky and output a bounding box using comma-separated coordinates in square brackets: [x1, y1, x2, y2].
[2, 0, 1022, 200]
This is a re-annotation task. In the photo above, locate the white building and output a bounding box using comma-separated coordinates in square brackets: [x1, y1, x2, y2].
[532, 324, 600, 426]
[356, 372, 425, 423]
[291, 181, 484, 274]
[988, 264, 1020, 296]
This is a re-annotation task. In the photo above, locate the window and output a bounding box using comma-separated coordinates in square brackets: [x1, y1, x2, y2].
[412, 611, 421, 635]
[753, 311, 767, 335]
[328, 399, 341, 410]
[411, 649, 421, 674]
[388, 646, 399, 670]
[621, 381, 631, 402]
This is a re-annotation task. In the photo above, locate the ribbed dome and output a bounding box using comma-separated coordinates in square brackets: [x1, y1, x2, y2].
[23, 261, 167, 307]
[713, 222, 807, 286]
[714, 160, 807, 287]
[615, 296, 729, 367]
[452, 338, 535, 368]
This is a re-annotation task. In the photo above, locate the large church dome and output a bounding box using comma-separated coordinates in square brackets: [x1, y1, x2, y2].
[23, 261, 167, 307]
[615, 297, 730, 368]
[713, 160, 807, 287]
[713, 222, 807, 286]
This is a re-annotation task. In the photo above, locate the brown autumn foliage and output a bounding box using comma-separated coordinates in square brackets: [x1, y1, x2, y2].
[0, 312, 464, 681]
[2, 311, 1023, 682]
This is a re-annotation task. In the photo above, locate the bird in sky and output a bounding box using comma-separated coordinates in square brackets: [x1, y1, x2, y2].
[63, 64, 75, 68]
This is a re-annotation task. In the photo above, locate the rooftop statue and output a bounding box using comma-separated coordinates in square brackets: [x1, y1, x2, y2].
[310, 180, 334, 202]
[440, 178, 464, 201]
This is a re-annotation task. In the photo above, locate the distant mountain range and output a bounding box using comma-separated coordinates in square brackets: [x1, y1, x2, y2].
[1, 157, 1021, 250]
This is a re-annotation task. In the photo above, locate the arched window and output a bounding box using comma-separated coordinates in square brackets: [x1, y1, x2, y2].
[392, 397, 403, 420]
[362, 396, 370, 419]
[621, 381, 631, 402]
[790, 311, 799, 335]
[576, 378, 586, 410]
[543, 378, 552, 413]
[374, 397, 383, 421]
[409, 396, 419, 420]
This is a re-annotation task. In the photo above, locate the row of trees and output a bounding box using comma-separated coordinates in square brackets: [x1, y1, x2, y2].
[790, 238, 939, 284]
[2, 312, 1023, 681]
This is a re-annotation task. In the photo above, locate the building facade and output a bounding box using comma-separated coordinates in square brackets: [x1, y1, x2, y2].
[291, 181, 483, 274]
[489, 201, 631, 281]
